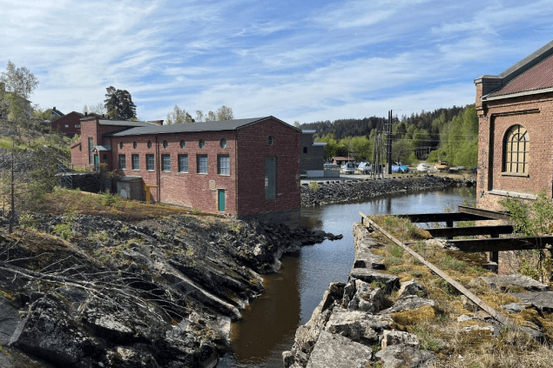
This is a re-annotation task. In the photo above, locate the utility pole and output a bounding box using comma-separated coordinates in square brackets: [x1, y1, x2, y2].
[386, 110, 393, 175]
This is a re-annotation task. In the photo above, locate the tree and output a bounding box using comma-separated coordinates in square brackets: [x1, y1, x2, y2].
[1, 61, 38, 126]
[216, 105, 234, 120]
[103, 86, 136, 120]
[1, 61, 39, 99]
[166, 105, 193, 124]
[84, 102, 106, 115]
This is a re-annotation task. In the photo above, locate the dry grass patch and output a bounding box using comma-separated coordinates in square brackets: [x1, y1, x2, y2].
[367, 214, 553, 367]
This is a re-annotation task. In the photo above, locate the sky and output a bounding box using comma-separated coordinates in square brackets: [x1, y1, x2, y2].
[1, 0, 552, 124]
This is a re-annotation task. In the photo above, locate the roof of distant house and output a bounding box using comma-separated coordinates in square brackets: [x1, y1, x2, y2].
[106, 116, 299, 137]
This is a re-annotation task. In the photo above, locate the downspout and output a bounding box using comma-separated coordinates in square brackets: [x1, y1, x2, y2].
[156, 136, 161, 202]
[234, 130, 239, 216]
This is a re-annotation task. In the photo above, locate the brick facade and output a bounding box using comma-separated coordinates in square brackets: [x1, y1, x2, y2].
[51, 111, 85, 137]
[475, 41, 553, 211]
[70, 116, 301, 217]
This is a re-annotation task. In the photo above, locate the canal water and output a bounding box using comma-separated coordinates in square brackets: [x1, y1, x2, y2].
[218, 187, 474, 368]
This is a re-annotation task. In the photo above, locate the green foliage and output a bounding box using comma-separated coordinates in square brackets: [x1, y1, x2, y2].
[19, 213, 38, 229]
[52, 223, 73, 240]
[499, 190, 553, 236]
[308, 181, 319, 192]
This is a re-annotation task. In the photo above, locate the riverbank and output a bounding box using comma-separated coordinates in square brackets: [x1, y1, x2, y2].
[301, 174, 475, 207]
[282, 216, 553, 368]
[0, 191, 341, 368]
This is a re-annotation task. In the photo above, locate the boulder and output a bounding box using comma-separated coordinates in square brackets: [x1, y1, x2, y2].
[375, 343, 435, 368]
[348, 268, 399, 293]
[379, 295, 435, 315]
[482, 274, 549, 292]
[305, 331, 373, 368]
[381, 330, 420, 349]
[511, 291, 553, 313]
[397, 280, 428, 299]
[325, 309, 393, 345]
[346, 280, 386, 313]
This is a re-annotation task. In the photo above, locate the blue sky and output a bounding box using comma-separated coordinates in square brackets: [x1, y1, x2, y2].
[1, 0, 552, 124]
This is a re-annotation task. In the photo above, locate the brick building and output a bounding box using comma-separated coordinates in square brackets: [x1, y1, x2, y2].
[475, 40, 553, 211]
[70, 115, 301, 217]
[51, 110, 83, 137]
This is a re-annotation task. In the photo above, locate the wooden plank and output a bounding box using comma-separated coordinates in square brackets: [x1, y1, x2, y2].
[426, 225, 514, 238]
[360, 212, 511, 326]
[396, 212, 492, 223]
[447, 236, 553, 252]
[458, 205, 511, 221]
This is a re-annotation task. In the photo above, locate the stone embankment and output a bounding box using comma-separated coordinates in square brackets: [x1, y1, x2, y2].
[282, 222, 552, 368]
[0, 214, 341, 368]
[282, 223, 437, 368]
[301, 175, 474, 207]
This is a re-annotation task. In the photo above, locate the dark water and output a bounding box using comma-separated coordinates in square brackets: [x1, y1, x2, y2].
[218, 187, 474, 368]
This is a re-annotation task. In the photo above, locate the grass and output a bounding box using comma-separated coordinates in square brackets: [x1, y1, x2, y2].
[30, 187, 209, 222]
[368, 214, 553, 367]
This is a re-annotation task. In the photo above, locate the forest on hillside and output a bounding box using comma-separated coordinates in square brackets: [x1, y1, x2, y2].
[301, 105, 478, 168]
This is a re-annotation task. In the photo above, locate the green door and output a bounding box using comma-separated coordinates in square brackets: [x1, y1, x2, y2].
[218, 189, 225, 212]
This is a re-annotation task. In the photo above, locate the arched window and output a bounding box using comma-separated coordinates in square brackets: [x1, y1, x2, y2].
[503, 125, 529, 175]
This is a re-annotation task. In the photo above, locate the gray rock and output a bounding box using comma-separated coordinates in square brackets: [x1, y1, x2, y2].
[375, 343, 435, 368]
[349, 268, 399, 293]
[397, 280, 428, 299]
[511, 291, 553, 313]
[306, 331, 373, 368]
[379, 295, 435, 315]
[381, 330, 420, 349]
[482, 274, 549, 292]
[325, 309, 392, 345]
[0, 297, 21, 346]
[347, 280, 385, 313]
[502, 302, 528, 314]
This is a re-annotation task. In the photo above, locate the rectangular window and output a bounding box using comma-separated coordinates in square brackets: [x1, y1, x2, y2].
[118, 154, 126, 170]
[75, 124, 80, 129]
[146, 154, 155, 171]
[178, 154, 189, 173]
[132, 154, 140, 170]
[161, 154, 171, 172]
[217, 155, 230, 175]
[197, 154, 208, 174]
[88, 138, 94, 165]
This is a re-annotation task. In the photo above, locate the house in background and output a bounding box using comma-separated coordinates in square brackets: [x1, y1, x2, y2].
[70, 115, 301, 217]
[475, 40, 553, 211]
[51, 110, 85, 137]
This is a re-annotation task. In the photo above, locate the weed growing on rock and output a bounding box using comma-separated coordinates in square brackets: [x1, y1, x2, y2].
[308, 182, 319, 192]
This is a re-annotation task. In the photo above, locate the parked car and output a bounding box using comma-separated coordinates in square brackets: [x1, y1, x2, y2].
[391, 164, 410, 173]
[324, 162, 339, 170]
[416, 163, 429, 173]
[341, 162, 356, 174]
[357, 162, 372, 174]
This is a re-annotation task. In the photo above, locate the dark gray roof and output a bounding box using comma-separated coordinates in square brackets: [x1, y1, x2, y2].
[106, 116, 298, 137]
[98, 119, 158, 127]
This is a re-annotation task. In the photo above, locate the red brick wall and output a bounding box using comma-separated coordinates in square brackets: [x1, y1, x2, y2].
[236, 119, 301, 216]
[51, 112, 83, 137]
[477, 91, 553, 211]
[70, 117, 301, 216]
[107, 131, 238, 215]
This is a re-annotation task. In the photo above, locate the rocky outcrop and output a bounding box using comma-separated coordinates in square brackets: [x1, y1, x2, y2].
[301, 175, 472, 207]
[0, 214, 341, 368]
[283, 223, 437, 368]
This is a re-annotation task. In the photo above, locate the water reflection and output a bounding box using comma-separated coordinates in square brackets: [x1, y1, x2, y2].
[219, 187, 473, 367]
